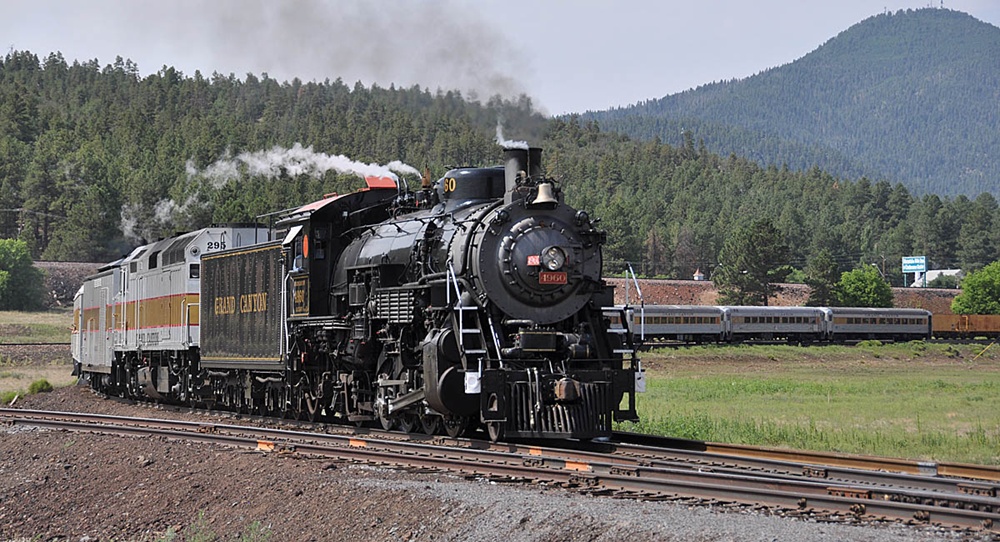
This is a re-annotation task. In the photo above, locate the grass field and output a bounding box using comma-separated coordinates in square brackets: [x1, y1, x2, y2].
[0, 308, 74, 344]
[0, 309, 75, 403]
[621, 342, 1000, 465]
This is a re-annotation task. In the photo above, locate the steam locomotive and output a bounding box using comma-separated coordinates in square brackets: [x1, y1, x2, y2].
[73, 147, 644, 441]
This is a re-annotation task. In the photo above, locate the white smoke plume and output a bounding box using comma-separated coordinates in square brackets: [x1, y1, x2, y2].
[495, 121, 528, 150]
[192, 143, 418, 187]
[121, 144, 419, 243]
[119, 206, 140, 243]
[120, 193, 205, 244]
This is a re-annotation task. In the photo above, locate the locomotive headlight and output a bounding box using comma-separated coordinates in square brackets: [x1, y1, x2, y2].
[541, 246, 567, 271]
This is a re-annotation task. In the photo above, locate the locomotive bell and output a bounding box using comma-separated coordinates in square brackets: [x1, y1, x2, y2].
[529, 181, 558, 207]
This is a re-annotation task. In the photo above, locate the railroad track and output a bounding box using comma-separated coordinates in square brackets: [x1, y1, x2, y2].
[2, 408, 998, 534]
[612, 431, 1000, 483]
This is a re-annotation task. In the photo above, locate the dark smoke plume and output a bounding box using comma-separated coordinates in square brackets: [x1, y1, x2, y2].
[116, 0, 531, 101]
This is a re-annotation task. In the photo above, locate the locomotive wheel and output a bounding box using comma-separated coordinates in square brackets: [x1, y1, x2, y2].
[378, 411, 396, 431]
[486, 421, 504, 443]
[443, 416, 469, 438]
[376, 385, 396, 430]
[419, 413, 441, 436]
[289, 388, 306, 420]
[398, 413, 417, 434]
[304, 394, 321, 422]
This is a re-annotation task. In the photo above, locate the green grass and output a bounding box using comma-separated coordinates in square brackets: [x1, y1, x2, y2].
[1, 378, 56, 405]
[621, 342, 1000, 464]
[0, 309, 74, 344]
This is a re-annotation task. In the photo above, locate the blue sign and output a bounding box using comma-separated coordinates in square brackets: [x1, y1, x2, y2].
[902, 256, 926, 273]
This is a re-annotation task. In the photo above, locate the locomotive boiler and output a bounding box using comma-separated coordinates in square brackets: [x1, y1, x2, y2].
[75, 146, 643, 441]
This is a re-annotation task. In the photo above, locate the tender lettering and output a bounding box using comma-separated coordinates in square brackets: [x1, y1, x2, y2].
[213, 293, 268, 315]
[239, 292, 268, 313]
[214, 296, 236, 315]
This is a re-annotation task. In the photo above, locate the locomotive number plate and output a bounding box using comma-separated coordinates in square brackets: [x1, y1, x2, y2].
[539, 271, 567, 285]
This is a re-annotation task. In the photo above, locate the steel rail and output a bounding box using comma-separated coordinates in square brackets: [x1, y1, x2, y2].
[614, 431, 1000, 482]
[3, 409, 998, 534]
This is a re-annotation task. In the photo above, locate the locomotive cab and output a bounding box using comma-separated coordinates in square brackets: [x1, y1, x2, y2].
[277, 179, 399, 319]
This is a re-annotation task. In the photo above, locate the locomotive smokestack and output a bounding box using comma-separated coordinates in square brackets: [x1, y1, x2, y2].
[504, 146, 543, 203]
[504, 147, 528, 194]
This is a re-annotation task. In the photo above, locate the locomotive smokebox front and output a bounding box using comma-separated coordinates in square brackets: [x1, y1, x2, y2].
[467, 147, 604, 325]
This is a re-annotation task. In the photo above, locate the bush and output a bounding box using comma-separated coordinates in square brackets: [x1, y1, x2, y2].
[27, 379, 53, 394]
[952, 261, 1000, 314]
[0, 239, 46, 310]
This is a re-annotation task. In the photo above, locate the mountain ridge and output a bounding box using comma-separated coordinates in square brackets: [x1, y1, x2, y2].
[581, 8, 1000, 198]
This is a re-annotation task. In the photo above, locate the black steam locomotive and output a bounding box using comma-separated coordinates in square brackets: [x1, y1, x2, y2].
[73, 146, 643, 440]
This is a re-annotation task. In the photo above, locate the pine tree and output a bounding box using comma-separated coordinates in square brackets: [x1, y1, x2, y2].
[714, 219, 791, 306]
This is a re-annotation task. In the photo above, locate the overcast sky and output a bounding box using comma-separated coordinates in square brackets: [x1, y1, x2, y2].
[5, 0, 1000, 116]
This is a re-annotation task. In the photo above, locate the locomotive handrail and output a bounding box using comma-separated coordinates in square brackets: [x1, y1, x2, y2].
[183, 302, 199, 347]
[485, 311, 504, 367]
[623, 263, 645, 341]
[446, 259, 472, 352]
[445, 259, 461, 307]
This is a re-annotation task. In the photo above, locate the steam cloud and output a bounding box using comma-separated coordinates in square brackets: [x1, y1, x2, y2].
[120, 144, 419, 243]
[495, 121, 528, 150]
[192, 143, 419, 187]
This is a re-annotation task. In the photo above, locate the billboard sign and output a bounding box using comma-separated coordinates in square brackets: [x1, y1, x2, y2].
[902, 256, 926, 273]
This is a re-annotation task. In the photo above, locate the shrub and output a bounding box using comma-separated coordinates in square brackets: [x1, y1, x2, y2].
[0, 239, 46, 310]
[27, 379, 53, 394]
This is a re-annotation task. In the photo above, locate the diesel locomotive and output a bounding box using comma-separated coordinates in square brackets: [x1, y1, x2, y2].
[73, 146, 644, 441]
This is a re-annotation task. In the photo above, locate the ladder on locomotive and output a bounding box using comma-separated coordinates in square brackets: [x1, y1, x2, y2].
[446, 261, 502, 363]
[603, 306, 640, 356]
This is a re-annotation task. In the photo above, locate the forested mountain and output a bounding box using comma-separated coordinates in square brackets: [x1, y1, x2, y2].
[581, 8, 1000, 198]
[1, 48, 998, 288]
